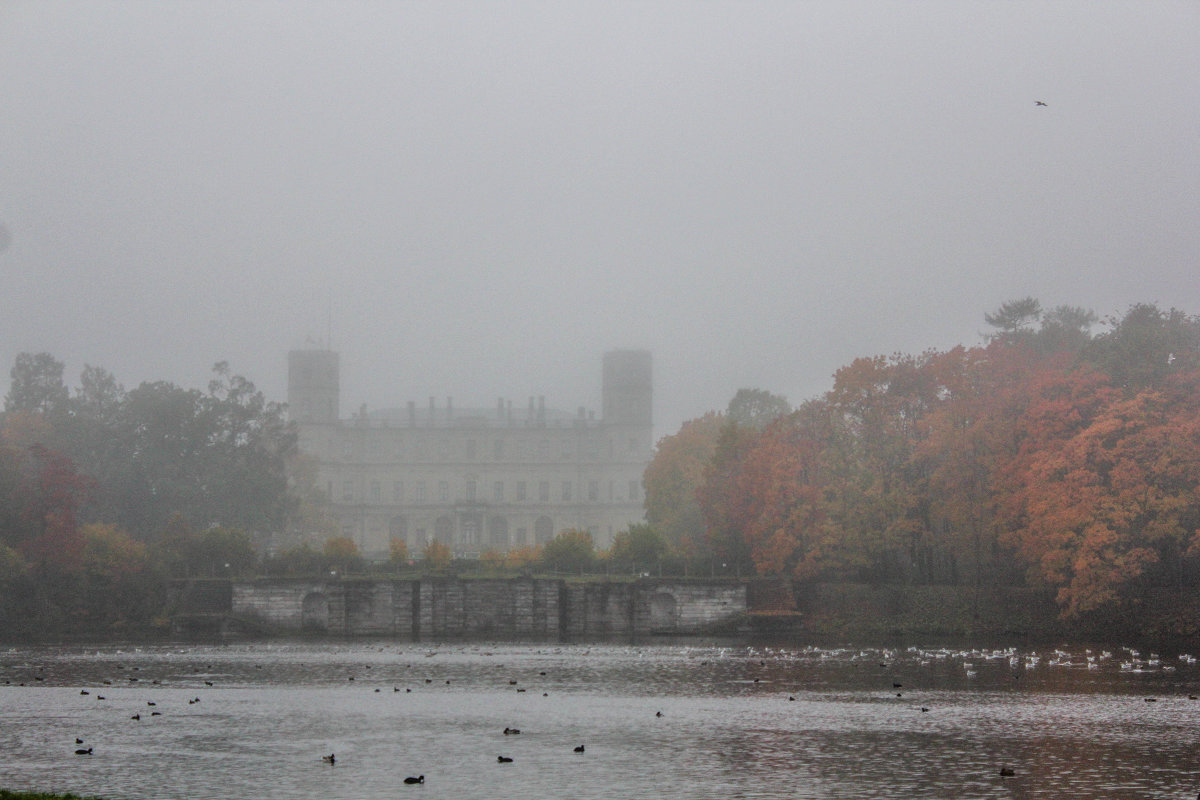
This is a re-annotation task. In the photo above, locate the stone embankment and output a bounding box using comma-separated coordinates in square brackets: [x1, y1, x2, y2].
[171, 577, 1079, 643]
[173, 577, 747, 640]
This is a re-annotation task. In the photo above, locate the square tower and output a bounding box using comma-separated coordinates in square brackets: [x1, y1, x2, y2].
[602, 350, 652, 426]
[287, 350, 340, 424]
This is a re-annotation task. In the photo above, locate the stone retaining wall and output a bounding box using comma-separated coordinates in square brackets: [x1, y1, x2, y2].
[224, 577, 747, 639]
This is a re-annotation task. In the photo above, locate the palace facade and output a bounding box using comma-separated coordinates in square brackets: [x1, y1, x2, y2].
[288, 349, 652, 559]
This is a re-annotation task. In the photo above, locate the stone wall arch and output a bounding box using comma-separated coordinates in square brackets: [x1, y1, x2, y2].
[649, 592, 677, 631]
[301, 592, 329, 631]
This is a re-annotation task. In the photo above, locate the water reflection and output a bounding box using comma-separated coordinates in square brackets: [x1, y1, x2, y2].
[0, 642, 1196, 799]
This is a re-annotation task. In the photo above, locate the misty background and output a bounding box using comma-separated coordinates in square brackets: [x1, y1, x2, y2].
[1, 2, 1196, 437]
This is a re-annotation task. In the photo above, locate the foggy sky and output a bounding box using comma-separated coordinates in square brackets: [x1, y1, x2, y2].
[1, 1, 1197, 438]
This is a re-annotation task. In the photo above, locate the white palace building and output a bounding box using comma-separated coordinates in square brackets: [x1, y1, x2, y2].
[287, 349, 653, 559]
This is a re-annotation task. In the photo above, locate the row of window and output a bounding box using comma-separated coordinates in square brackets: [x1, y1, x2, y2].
[375, 514, 560, 549]
[336, 478, 641, 505]
[338, 435, 643, 463]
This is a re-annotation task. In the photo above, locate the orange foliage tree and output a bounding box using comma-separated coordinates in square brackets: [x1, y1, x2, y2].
[1001, 368, 1200, 616]
[733, 410, 830, 578]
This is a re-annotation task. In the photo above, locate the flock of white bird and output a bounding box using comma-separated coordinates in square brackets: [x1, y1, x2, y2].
[696, 644, 1198, 681]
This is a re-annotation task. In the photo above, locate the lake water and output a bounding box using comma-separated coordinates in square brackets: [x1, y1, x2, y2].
[1, 640, 1197, 799]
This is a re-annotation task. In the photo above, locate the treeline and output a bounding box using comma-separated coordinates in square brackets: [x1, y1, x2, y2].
[0, 349, 671, 637]
[644, 301, 1200, 629]
[0, 357, 310, 636]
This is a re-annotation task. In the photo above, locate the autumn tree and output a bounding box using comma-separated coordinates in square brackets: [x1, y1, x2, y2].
[323, 535, 364, 574]
[695, 419, 760, 576]
[730, 409, 831, 577]
[479, 548, 506, 572]
[77, 523, 163, 631]
[823, 353, 935, 582]
[1001, 368, 1200, 617]
[504, 544, 541, 571]
[642, 412, 724, 561]
[11, 443, 93, 573]
[422, 539, 452, 571]
[388, 537, 410, 566]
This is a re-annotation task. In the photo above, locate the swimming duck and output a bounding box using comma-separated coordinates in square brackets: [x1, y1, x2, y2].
[404, 775, 424, 784]
[322, 753, 336, 765]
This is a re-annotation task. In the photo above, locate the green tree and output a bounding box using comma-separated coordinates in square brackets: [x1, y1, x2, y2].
[203, 362, 298, 535]
[540, 529, 595, 573]
[1085, 303, 1200, 389]
[1034, 305, 1097, 355]
[984, 296, 1042, 340]
[156, 515, 257, 577]
[115, 364, 296, 539]
[726, 388, 791, 430]
[263, 541, 324, 576]
[4, 352, 69, 416]
[609, 523, 668, 573]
